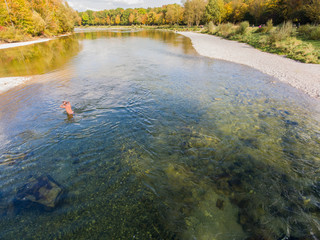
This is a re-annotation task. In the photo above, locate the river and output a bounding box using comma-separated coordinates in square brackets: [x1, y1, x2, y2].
[0, 30, 320, 239]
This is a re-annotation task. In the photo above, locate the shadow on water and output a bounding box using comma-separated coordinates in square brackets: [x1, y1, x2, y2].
[0, 30, 320, 239]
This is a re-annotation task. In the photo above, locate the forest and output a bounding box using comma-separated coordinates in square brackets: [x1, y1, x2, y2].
[0, 0, 79, 42]
[78, 0, 320, 27]
[0, 0, 319, 43]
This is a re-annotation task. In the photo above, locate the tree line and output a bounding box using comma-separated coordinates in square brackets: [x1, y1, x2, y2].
[0, 0, 319, 41]
[0, 0, 79, 37]
[79, 0, 320, 27]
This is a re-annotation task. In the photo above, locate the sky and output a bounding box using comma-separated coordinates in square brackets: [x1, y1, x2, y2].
[66, 0, 182, 11]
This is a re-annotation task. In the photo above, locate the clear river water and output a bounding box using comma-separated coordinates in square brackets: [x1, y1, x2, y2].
[0, 30, 320, 239]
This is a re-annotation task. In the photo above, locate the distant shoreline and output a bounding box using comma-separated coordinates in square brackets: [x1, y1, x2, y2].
[179, 32, 320, 99]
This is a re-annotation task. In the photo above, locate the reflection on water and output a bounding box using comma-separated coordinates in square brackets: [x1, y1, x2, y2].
[0, 30, 320, 239]
[0, 36, 81, 77]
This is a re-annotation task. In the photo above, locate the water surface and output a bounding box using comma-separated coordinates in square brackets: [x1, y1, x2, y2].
[0, 30, 320, 239]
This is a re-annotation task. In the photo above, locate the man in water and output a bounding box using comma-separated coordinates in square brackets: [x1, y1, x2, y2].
[60, 101, 74, 116]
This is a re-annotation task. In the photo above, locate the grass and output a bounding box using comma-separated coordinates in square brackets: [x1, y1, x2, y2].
[203, 22, 320, 64]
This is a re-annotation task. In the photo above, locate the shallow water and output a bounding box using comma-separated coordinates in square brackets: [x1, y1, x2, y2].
[0, 30, 320, 239]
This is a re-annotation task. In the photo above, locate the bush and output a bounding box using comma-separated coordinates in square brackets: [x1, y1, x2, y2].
[0, 26, 28, 43]
[265, 19, 273, 33]
[216, 23, 235, 38]
[208, 21, 215, 34]
[269, 21, 293, 43]
[310, 27, 320, 40]
[236, 21, 249, 35]
[30, 11, 46, 36]
[255, 19, 274, 34]
[298, 24, 320, 40]
[274, 38, 319, 63]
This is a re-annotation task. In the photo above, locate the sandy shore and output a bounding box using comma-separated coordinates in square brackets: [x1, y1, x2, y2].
[0, 38, 52, 50]
[0, 35, 74, 93]
[0, 39, 49, 93]
[0, 77, 32, 94]
[179, 32, 320, 98]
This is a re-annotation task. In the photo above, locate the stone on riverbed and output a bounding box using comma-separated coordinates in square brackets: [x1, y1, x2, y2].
[15, 175, 64, 209]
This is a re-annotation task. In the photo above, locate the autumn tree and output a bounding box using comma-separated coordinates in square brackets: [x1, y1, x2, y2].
[225, 0, 249, 23]
[128, 13, 134, 24]
[166, 4, 184, 25]
[183, 0, 207, 26]
[205, 0, 226, 24]
[115, 15, 120, 25]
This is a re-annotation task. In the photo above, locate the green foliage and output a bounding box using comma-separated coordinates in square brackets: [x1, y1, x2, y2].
[256, 19, 274, 33]
[298, 24, 320, 40]
[265, 19, 274, 33]
[211, 21, 319, 64]
[305, 0, 320, 24]
[81, 12, 90, 25]
[205, 0, 226, 24]
[215, 23, 236, 38]
[183, 0, 207, 27]
[236, 21, 249, 35]
[272, 38, 319, 63]
[208, 21, 216, 34]
[269, 21, 293, 43]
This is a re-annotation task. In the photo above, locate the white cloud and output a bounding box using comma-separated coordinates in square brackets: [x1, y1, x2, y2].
[113, 0, 144, 4]
[66, 0, 181, 11]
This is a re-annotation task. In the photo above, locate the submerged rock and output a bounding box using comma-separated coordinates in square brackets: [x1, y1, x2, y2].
[15, 175, 64, 209]
[216, 199, 224, 210]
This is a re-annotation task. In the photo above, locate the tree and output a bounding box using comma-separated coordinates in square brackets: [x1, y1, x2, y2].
[183, 0, 195, 26]
[81, 12, 89, 25]
[226, 0, 249, 23]
[115, 15, 120, 25]
[31, 11, 45, 35]
[248, 0, 267, 24]
[166, 4, 184, 25]
[183, 0, 207, 26]
[205, 0, 226, 24]
[305, 0, 320, 23]
[147, 11, 156, 25]
[128, 13, 134, 24]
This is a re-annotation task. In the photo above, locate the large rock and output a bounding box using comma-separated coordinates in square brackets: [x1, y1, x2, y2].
[15, 175, 64, 209]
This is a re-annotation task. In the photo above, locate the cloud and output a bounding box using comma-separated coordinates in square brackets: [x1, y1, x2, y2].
[66, 0, 181, 11]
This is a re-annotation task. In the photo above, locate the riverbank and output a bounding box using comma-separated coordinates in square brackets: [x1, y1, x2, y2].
[0, 33, 73, 49]
[179, 32, 320, 99]
[0, 38, 52, 50]
[0, 34, 75, 94]
[0, 77, 32, 94]
[0, 38, 53, 94]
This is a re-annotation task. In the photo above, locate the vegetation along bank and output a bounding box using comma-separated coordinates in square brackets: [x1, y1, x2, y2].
[76, 0, 320, 64]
